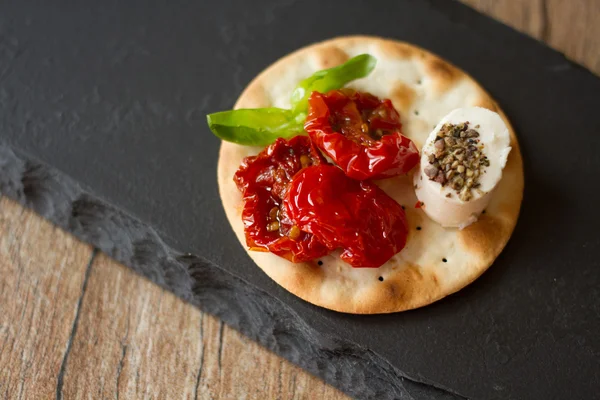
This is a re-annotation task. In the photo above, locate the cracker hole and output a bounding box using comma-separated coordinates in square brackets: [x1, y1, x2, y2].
[417, 79, 422, 85]
[482, 209, 486, 214]
[416, 226, 422, 231]
[401, 205, 405, 210]
[442, 258, 448, 263]
[414, 110, 419, 116]
[378, 276, 384, 282]
[317, 260, 323, 266]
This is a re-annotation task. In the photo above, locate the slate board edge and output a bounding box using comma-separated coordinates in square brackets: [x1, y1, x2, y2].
[0, 143, 468, 399]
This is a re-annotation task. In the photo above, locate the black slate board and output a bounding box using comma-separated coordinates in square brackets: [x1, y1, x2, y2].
[1, 1, 599, 399]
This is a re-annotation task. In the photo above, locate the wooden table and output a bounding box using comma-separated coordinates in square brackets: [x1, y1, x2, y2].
[1, 1, 598, 398]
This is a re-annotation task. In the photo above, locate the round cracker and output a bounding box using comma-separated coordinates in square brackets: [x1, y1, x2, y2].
[217, 36, 524, 314]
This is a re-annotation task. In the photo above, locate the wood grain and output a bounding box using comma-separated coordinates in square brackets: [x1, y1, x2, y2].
[460, 0, 600, 75]
[0, 197, 93, 399]
[199, 313, 342, 399]
[60, 252, 204, 399]
[1, 1, 599, 399]
[58, 253, 343, 399]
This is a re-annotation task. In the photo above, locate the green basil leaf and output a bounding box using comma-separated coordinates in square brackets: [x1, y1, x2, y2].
[289, 54, 377, 113]
[207, 108, 305, 146]
[206, 54, 377, 146]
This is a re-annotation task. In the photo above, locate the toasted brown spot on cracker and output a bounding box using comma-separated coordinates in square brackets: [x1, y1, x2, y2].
[289, 262, 325, 293]
[424, 57, 462, 93]
[408, 264, 424, 281]
[387, 282, 398, 297]
[378, 41, 414, 59]
[474, 96, 498, 112]
[390, 81, 416, 114]
[376, 264, 438, 311]
[389, 264, 424, 285]
[314, 46, 349, 69]
[458, 215, 508, 260]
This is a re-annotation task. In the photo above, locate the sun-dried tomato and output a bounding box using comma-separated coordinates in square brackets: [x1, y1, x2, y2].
[233, 136, 330, 262]
[305, 89, 419, 180]
[284, 164, 409, 268]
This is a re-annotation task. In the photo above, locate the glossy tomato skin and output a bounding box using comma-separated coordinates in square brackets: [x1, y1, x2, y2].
[284, 164, 408, 268]
[234, 136, 330, 262]
[305, 90, 420, 180]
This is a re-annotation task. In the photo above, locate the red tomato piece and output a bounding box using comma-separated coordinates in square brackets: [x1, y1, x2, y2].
[284, 164, 409, 268]
[305, 89, 420, 180]
[234, 136, 330, 262]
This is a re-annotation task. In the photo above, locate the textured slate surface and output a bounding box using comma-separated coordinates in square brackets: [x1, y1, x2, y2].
[1, 1, 599, 399]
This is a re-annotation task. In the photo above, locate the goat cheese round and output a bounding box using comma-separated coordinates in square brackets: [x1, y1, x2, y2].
[414, 107, 511, 228]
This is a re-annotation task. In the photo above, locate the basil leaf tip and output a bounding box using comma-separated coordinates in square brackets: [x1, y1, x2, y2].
[290, 54, 376, 113]
[207, 108, 303, 146]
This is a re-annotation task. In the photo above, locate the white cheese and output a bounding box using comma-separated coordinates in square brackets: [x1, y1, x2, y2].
[414, 107, 511, 228]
